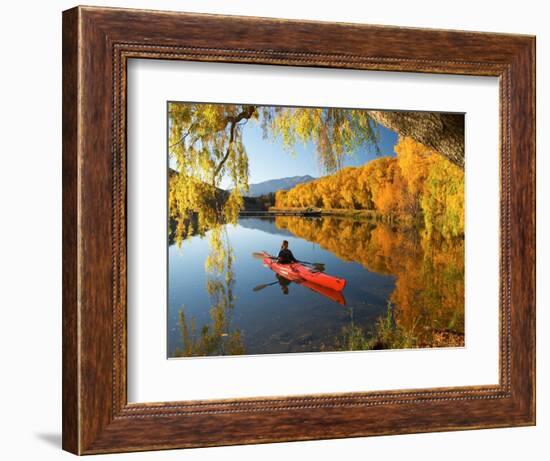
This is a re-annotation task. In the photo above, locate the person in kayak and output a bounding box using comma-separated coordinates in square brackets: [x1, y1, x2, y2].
[277, 240, 298, 264]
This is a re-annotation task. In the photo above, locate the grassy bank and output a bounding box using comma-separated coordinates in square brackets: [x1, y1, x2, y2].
[337, 303, 465, 351]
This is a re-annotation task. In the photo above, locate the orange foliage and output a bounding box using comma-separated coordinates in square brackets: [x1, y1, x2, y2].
[274, 216, 464, 346]
[275, 137, 464, 237]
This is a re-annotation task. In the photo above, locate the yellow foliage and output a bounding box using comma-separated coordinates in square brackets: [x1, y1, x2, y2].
[169, 102, 381, 245]
[274, 217, 464, 346]
[275, 137, 464, 238]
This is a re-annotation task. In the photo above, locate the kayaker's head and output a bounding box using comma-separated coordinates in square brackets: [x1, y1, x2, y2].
[281, 240, 289, 250]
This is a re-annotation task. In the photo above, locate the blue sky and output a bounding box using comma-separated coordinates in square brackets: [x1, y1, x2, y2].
[168, 108, 399, 188]
[221, 120, 398, 188]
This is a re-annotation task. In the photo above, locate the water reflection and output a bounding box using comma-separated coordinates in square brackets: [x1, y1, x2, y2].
[169, 216, 464, 357]
[274, 216, 464, 348]
[263, 273, 347, 306]
[276, 274, 291, 295]
[173, 227, 245, 357]
[275, 216, 464, 347]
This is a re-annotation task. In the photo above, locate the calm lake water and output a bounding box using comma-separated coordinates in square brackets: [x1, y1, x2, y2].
[167, 216, 464, 357]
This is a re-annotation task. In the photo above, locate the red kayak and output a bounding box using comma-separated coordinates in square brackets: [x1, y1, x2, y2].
[261, 252, 346, 292]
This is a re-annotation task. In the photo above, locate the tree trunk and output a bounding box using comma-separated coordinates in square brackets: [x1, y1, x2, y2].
[369, 111, 464, 168]
[212, 105, 256, 185]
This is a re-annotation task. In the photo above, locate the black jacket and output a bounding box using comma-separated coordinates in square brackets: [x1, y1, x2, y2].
[277, 248, 297, 264]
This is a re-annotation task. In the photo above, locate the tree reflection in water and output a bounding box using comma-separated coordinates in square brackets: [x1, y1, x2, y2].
[274, 216, 464, 349]
[174, 215, 464, 356]
[173, 227, 245, 357]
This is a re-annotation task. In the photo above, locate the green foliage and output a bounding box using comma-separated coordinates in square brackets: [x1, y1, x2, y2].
[339, 323, 372, 350]
[367, 303, 418, 350]
[339, 299, 463, 352]
[338, 303, 417, 351]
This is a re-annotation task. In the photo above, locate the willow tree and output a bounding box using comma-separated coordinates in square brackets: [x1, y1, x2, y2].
[169, 103, 256, 244]
[169, 104, 467, 246]
[169, 105, 463, 242]
[168, 102, 381, 245]
[261, 106, 380, 172]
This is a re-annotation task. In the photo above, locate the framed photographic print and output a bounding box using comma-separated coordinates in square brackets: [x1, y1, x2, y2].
[62, 5, 535, 455]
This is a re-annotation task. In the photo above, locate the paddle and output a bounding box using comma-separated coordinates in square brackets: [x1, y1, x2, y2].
[297, 260, 325, 272]
[252, 281, 279, 292]
[251, 251, 325, 272]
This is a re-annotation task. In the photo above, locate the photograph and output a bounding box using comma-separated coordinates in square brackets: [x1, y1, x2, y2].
[1, 0, 540, 457]
[167, 102, 465, 358]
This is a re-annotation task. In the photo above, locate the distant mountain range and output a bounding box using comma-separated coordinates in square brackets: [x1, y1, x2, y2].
[170, 169, 316, 198]
[242, 175, 316, 197]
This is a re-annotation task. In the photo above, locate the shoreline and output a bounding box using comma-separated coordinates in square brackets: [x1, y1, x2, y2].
[240, 208, 433, 231]
[240, 207, 379, 219]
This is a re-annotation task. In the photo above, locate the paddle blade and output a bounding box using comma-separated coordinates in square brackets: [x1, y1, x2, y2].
[252, 251, 275, 260]
[299, 260, 326, 272]
[253, 284, 269, 292]
[253, 281, 278, 292]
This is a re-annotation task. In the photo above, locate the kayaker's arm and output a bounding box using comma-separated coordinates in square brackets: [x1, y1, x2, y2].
[287, 249, 298, 263]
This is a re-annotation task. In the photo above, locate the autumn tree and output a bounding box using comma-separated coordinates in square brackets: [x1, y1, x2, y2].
[169, 103, 256, 243]
[264, 107, 380, 172]
[168, 103, 464, 251]
[274, 136, 464, 237]
[169, 103, 383, 238]
[421, 158, 464, 237]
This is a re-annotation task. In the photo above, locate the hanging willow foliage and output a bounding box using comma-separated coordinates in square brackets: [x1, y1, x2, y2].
[168, 102, 382, 247]
[264, 106, 380, 172]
